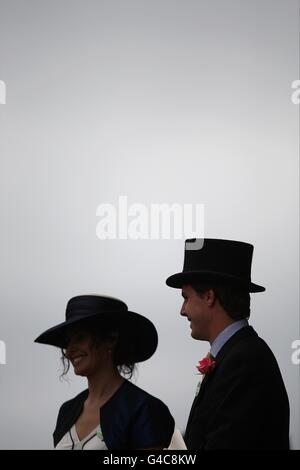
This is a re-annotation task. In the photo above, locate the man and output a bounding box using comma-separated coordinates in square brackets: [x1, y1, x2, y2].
[166, 238, 290, 449]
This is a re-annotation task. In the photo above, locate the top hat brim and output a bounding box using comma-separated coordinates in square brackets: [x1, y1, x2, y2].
[34, 310, 158, 363]
[166, 270, 265, 293]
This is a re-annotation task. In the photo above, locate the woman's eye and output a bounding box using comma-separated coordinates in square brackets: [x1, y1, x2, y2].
[70, 333, 84, 343]
[77, 333, 87, 341]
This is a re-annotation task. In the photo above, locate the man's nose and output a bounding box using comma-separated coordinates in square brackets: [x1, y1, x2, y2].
[180, 304, 187, 317]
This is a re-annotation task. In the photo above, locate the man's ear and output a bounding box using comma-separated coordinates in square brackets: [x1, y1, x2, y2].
[206, 288, 217, 307]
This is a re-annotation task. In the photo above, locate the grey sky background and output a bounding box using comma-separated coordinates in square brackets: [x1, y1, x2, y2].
[0, 0, 299, 449]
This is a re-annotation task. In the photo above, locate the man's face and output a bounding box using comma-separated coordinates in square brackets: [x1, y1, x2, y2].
[180, 285, 212, 341]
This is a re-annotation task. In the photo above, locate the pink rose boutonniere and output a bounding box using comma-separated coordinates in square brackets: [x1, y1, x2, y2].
[196, 355, 216, 375]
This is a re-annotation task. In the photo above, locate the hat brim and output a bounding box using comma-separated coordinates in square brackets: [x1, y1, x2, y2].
[166, 270, 265, 293]
[34, 311, 158, 363]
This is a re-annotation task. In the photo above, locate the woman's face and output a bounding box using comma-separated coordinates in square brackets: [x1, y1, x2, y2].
[65, 329, 112, 377]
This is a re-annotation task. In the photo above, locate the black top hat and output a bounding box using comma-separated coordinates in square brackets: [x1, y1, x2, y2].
[166, 238, 265, 292]
[34, 295, 158, 363]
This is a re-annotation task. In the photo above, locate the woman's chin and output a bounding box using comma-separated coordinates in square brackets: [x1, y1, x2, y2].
[73, 365, 88, 376]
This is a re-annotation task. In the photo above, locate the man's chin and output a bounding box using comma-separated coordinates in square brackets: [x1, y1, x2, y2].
[190, 330, 199, 339]
[190, 329, 205, 341]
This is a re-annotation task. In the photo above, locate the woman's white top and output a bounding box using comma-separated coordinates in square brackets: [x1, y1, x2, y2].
[55, 424, 108, 450]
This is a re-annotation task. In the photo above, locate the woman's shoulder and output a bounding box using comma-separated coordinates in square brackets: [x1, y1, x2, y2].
[113, 380, 173, 417]
[123, 380, 163, 401]
[100, 380, 174, 449]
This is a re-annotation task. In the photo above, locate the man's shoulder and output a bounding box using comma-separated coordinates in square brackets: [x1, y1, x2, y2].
[232, 326, 273, 354]
[217, 326, 280, 370]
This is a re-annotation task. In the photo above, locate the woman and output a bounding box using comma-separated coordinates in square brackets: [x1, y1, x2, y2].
[35, 295, 175, 450]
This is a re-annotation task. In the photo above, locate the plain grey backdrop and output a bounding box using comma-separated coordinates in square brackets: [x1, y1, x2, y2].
[0, 0, 299, 449]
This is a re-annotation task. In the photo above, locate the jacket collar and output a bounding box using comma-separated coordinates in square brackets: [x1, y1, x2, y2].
[192, 326, 257, 405]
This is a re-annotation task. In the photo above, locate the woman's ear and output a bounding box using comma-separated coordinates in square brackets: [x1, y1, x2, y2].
[107, 332, 119, 351]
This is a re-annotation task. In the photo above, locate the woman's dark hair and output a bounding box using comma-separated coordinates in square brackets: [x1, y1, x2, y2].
[60, 317, 136, 380]
[192, 282, 251, 321]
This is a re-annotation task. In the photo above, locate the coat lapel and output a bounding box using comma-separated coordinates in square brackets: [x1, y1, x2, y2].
[185, 326, 258, 437]
[186, 362, 218, 429]
[53, 389, 88, 447]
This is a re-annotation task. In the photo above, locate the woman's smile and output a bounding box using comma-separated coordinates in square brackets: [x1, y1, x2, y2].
[69, 352, 88, 367]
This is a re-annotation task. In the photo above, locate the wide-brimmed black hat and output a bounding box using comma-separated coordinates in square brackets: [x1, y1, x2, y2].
[34, 295, 158, 363]
[166, 238, 265, 292]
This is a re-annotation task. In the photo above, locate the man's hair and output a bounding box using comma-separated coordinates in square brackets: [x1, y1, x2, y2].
[192, 282, 251, 320]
